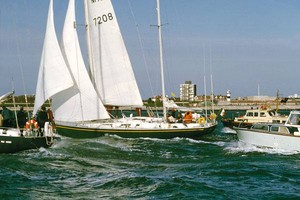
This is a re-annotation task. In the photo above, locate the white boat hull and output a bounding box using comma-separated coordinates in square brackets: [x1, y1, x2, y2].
[236, 129, 300, 152]
[56, 118, 217, 139]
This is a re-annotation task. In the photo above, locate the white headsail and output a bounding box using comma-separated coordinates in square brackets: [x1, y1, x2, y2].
[84, 0, 143, 107]
[52, 0, 110, 122]
[33, 0, 74, 115]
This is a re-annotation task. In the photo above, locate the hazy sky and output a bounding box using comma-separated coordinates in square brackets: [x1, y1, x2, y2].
[1, 0, 300, 99]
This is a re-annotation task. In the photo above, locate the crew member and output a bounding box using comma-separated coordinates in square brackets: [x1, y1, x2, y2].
[37, 106, 49, 136]
[184, 111, 193, 124]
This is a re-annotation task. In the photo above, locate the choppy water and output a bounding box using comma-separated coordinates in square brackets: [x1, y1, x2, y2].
[1, 122, 300, 199]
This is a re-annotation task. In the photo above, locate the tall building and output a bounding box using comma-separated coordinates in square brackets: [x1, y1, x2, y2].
[180, 81, 196, 101]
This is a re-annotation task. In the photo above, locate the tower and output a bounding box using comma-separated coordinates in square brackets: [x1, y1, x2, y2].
[226, 90, 231, 102]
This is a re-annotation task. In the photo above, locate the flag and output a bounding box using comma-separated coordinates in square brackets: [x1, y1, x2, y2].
[220, 109, 225, 117]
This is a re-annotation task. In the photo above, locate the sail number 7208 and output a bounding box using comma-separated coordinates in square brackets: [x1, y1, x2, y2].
[93, 13, 114, 25]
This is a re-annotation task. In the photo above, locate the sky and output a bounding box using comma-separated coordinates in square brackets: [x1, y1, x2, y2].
[1, 0, 300, 100]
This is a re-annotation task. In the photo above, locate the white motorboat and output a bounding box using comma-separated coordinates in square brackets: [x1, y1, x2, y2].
[222, 106, 287, 129]
[236, 110, 300, 152]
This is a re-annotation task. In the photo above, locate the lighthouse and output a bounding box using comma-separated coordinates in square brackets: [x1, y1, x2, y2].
[226, 90, 231, 102]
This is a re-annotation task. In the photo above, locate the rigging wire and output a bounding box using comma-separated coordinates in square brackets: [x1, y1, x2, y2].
[203, 45, 208, 120]
[10, 79, 19, 129]
[126, 0, 160, 116]
[209, 46, 215, 114]
[13, 1, 30, 119]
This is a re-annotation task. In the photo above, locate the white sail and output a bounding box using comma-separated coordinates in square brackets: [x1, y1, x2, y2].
[52, 0, 110, 122]
[33, 0, 74, 115]
[84, 0, 143, 107]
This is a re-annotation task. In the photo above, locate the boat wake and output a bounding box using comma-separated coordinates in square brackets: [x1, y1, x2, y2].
[221, 127, 236, 134]
[103, 134, 210, 144]
[224, 141, 300, 155]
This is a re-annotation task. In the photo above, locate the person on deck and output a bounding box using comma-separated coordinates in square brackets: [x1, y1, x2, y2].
[2, 106, 13, 127]
[167, 109, 177, 123]
[36, 106, 49, 136]
[183, 111, 193, 124]
[17, 107, 27, 129]
[0, 109, 3, 127]
[171, 108, 183, 123]
[176, 111, 183, 123]
[47, 108, 56, 129]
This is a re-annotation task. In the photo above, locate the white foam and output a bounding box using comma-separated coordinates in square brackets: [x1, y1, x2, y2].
[221, 127, 237, 134]
[224, 141, 300, 155]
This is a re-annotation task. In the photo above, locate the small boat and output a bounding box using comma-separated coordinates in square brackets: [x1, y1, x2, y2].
[235, 110, 300, 152]
[0, 124, 56, 153]
[0, 91, 57, 153]
[221, 106, 287, 129]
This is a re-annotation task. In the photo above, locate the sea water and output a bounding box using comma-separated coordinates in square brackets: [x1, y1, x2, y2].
[0, 117, 300, 199]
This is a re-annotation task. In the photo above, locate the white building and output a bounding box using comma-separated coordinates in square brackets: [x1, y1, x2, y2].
[180, 81, 196, 101]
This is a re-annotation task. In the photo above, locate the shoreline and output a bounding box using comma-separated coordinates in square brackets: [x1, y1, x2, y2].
[3, 104, 300, 112]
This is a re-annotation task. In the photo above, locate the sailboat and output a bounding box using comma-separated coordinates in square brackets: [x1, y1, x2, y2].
[35, 0, 217, 139]
[0, 90, 56, 153]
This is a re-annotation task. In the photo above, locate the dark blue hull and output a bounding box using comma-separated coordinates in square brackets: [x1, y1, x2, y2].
[56, 124, 217, 139]
[0, 135, 54, 153]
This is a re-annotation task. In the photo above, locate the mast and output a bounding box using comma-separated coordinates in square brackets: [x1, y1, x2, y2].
[156, 0, 167, 120]
[276, 89, 279, 112]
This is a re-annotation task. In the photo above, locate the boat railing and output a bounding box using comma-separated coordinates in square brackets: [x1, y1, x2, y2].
[146, 107, 156, 117]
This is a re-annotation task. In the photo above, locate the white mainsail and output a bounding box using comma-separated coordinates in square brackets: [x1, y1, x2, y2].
[52, 0, 110, 122]
[84, 0, 143, 107]
[33, 0, 74, 115]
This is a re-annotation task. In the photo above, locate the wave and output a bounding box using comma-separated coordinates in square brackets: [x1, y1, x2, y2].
[224, 141, 300, 155]
[221, 127, 237, 134]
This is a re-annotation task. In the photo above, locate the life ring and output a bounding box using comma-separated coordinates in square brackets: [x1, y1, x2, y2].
[198, 117, 206, 124]
[25, 119, 39, 130]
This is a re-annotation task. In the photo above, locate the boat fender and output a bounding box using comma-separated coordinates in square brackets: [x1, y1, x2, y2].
[294, 132, 300, 136]
[209, 113, 217, 120]
[44, 122, 52, 136]
[198, 117, 205, 124]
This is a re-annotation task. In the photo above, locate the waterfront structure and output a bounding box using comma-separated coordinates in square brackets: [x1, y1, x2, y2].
[180, 81, 196, 101]
[226, 90, 231, 102]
